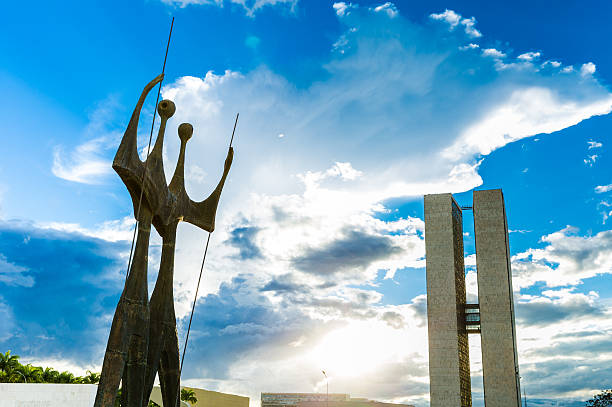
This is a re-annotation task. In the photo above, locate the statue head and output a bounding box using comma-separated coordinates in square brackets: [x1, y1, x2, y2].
[158, 99, 176, 119]
[178, 123, 193, 142]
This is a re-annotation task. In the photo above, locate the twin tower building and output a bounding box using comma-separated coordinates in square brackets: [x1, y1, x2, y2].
[424, 189, 521, 407]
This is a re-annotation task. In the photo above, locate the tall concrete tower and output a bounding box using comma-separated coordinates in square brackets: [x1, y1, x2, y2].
[424, 189, 521, 407]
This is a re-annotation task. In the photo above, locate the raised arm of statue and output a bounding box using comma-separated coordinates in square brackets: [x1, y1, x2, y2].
[183, 147, 234, 232]
[113, 74, 164, 173]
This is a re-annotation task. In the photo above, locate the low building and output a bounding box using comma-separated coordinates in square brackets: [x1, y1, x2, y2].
[0, 383, 97, 407]
[298, 401, 414, 407]
[261, 393, 413, 407]
[262, 393, 350, 407]
[0, 383, 248, 407]
[150, 386, 249, 407]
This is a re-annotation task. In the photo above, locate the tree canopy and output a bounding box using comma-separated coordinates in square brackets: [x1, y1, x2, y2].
[587, 389, 612, 407]
[0, 350, 100, 384]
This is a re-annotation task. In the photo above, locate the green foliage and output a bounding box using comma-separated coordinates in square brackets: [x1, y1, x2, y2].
[2, 349, 158, 407]
[181, 388, 198, 405]
[114, 388, 160, 407]
[0, 350, 100, 384]
[587, 389, 612, 407]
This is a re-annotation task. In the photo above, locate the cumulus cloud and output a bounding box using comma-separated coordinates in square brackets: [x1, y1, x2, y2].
[581, 62, 597, 76]
[373, 2, 398, 18]
[512, 226, 612, 288]
[429, 9, 482, 38]
[515, 288, 612, 401]
[481, 48, 506, 58]
[291, 229, 403, 276]
[518, 51, 541, 61]
[149, 5, 612, 401]
[516, 289, 605, 326]
[34, 3, 612, 404]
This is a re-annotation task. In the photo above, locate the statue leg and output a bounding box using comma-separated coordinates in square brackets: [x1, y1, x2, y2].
[143, 223, 178, 406]
[159, 320, 181, 407]
[123, 208, 153, 407]
[96, 207, 152, 407]
[142, 321, 163, 407]
[94, 300, 129, 407]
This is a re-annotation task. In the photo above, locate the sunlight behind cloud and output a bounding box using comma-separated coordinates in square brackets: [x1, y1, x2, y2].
[312, 321, 407, 378]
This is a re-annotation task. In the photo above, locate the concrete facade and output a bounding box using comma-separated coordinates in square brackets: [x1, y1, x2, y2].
[473, 190, 521, 407]
[298, 401, 414, 407]
[424, 194, 471, 407]
[0, 384, 247, 407]
[150, 386, 249, 407]
[261, 393, 413, 407]
[261, 393, 350, 407]
[0, 384, 97, 407]
[424, 189, 520, 407]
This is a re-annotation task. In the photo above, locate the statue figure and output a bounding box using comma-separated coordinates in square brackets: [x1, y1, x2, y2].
[94, 74, 234, 407]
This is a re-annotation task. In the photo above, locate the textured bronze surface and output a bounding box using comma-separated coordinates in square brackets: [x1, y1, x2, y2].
[95, 75, 233, 407]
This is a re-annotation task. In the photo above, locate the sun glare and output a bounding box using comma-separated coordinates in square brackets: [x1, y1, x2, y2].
[311, 321, 405, 378]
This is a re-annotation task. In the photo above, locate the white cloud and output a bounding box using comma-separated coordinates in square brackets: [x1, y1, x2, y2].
[36, 216, 135, 243]
[581, 62, 597, 76]
[373, 2, 398, 18]
[430, 9, 461, 27]
[51, 97, 122, 184]
[459, 43, 479, 50]
[430, 9, 482, 38]
[482, 48, 506, 58]
[460, 16, 481, 38]
[595, 184, 612, 193]
[562, 65, 575, 73]
[52, 137, 114, 184]
[514, 288, 612, 400]
[518, 51, 540, 61]
[588, 140, 603, 149]
[444, 87, 612, 161]
[52, 4, 612, 403]
[512, 227, 612, 289]
[584, 154, 598, 166]
[151, 5, 612, 322]
[160, 0, 298, 16]
[333, 2, 353, 17]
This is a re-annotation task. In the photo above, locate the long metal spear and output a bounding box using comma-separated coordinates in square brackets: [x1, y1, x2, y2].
[125, 17, 175, 283]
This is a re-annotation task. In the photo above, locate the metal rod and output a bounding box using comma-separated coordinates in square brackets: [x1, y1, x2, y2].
[176, 232, 211, 407]
[229, 113, 239, 148]
[124, 17, 175, 283]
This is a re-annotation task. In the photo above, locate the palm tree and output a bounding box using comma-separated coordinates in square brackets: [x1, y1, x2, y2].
[57, 370, 75, 384]
[16, 364, 43, 383]
[0, 351, 20, 374]
[82, 370, 101, 384]
[42, 367, 60, 383]
[181, 388, 198, 405]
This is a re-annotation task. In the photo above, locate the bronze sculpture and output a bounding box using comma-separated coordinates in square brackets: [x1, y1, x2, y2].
[94, 74, 234, 407]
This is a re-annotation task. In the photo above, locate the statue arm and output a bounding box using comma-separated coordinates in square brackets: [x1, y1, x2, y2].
[113, 74, 164, 171]
[183, 147, 234, 232]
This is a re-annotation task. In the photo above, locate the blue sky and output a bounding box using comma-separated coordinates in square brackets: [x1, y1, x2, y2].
[2, 1, 612, 406]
